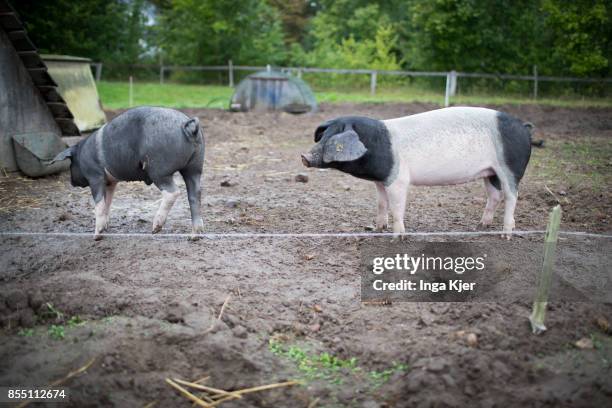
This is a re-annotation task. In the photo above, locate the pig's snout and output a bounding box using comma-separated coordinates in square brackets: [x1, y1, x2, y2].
[301, 153, 312, 167]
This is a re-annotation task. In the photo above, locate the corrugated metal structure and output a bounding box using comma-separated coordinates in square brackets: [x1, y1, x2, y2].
[230, 70, 317, 114]
[43, 54, 106, 132]
[0, 0, 79, 172]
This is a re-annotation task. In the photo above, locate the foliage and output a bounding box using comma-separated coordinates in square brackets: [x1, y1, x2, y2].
[155, 0, 286, 66]
[48, 324, 65, 340]
[12, 0, 146, 64]
[541, 0, 611, 76]
[18, 328, 34, 337]
[12, 0, 611, 82]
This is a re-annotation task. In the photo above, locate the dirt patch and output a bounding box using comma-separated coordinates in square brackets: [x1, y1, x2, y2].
[1, 103, 611, 407]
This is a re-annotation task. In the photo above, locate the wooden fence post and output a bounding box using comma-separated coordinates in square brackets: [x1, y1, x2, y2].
[228, 60, 234, 87]
[529, 205, 561, 334]
[370, 71, 377, 96]
[533, 65, 538, 100]
[160, 66, 165, 85]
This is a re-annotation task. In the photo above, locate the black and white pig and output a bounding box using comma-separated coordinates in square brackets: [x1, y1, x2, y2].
[301, 107, 539, 238]
[51, 106, 205, 239]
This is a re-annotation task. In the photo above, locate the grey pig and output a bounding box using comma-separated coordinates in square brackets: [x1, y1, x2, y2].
[51, 106, 205, 239]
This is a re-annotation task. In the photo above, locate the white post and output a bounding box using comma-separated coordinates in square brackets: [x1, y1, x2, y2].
[228, 59, 234, 87]
[160, 66, 164, 85]
[444, 72, 451, 107]
[129, 76, 133, 107]
[533, 65, 538, 100]
[449, 70, 457, 96]
[297, 68, 302, 79]
[266, 64, 271, 72]
[370, 71, 377, 96]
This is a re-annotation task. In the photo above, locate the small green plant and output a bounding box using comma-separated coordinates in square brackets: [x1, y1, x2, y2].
[369, 362, 409, 388]
[67, 315, 86, 327]
[18, 328, 34, 337]
[48, 324, 65, 340]
[269, 339, 408, 391]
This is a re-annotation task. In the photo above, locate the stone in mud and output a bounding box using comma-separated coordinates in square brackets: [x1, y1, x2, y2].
[294, 173, 309, 183]
[220, 179, 238, 187]
[224, 199, 240, 208]
[466, 332, 478, 347]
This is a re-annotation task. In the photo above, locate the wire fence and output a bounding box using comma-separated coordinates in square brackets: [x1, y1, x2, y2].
[92, 61, 612, 106]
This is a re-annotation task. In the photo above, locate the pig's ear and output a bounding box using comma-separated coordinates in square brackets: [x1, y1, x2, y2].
[323, 130, 367, 163]
[314, 120, 333, 142]
[48, 146, 73, 165]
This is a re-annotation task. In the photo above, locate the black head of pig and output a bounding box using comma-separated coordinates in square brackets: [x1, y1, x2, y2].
[301, 116, 394, 182]
[51, 143, 89, 187]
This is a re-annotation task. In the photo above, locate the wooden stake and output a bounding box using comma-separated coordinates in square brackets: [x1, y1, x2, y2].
[529, 205, 561, 334]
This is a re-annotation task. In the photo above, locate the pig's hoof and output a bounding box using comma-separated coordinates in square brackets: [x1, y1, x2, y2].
[500, 232, 513, 240]
[189, 225, 204, 241]
[152, 224, 162, 234]
[391, 234, 407, 243]
[479, 219, 492, 227]
[93, 233, 103, 241]
[376, 224, 388, 232]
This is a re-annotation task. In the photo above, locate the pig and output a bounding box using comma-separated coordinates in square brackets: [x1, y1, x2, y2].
[50, 106, 205, 240]
[301, 107, 540, 238]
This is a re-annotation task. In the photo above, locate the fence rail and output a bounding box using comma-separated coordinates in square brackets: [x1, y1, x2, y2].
[92, 61, 612, 107]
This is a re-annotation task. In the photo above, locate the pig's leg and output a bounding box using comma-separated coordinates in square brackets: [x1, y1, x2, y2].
[502, 191, 517, 240]
[499, 175, 518, 240]
[385, 179, 409, 238]
[480, 176, 503, 227]
[375, 182, 389, 231]
[152, 177, 180, 234]
[180, 169, 204, 237]
[90, 180, 108, 240]
[103, 181, 117, 230]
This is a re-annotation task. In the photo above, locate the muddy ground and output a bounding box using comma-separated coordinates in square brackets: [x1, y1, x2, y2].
[0, 103, 611, 407]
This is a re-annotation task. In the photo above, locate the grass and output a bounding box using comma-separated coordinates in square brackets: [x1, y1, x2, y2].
[97, 81, 612, 110]
[98, 81, 232, 109]
[529, 137, 612, 192]
[269, 339, 408, 390]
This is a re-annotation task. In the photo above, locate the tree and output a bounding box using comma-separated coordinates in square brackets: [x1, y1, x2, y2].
[542, 0, 611, 76]
[11, 0, 145, 64]
[409, 0, 542, 73]
[156, 0, 286, 65]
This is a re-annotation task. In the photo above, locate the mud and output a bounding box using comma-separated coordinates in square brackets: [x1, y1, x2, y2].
[0, 103, 611, 407]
